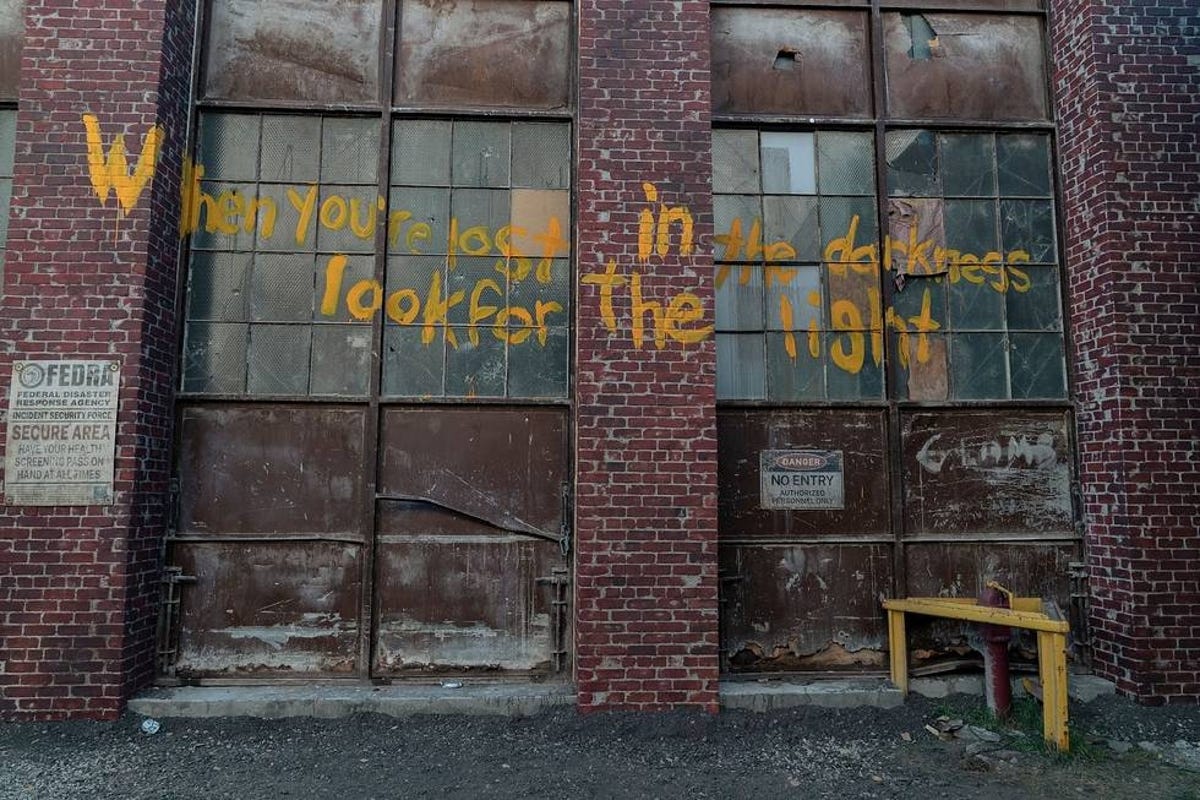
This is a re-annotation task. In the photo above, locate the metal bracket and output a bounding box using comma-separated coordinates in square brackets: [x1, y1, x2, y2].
[537, 567, 571, 674]
[155, 565, 196, 679]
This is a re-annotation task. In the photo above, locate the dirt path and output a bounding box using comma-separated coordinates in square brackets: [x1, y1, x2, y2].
[2, 694, 1197, 799]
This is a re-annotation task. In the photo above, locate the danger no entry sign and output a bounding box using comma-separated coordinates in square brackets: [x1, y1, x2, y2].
[759, 449, 845, 511]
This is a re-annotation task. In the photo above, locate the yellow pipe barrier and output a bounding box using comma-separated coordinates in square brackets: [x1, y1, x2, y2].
[882, 596, 1071, 752]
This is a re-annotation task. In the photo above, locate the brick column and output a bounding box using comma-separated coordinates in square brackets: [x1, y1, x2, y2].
[574, 0, 720, 710]
[1052, 0, 1200, 703]
[0, 0, 194, 719]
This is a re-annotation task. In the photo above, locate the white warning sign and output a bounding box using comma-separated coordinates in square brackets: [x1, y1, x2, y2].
[4, 360, 120, 506]
[760, 449, 844, 510]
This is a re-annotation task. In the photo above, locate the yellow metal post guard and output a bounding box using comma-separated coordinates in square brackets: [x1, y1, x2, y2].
[881, 596, 1071, 752]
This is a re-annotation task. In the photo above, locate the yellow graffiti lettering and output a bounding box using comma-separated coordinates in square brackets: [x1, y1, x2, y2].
[287, 185, 319, 246]
[83, 113, 162, 215]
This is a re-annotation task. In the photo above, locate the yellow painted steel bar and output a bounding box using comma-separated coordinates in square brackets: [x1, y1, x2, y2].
[882, 595, 1072, 752]
[882, 597, 1070, 633]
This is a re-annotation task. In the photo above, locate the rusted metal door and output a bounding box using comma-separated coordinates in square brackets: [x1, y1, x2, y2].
[711, 1, 1081, 675]
[161, 0, 574, 683]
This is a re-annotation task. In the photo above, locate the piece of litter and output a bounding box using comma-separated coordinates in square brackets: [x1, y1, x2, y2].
[900, 732, 913, 742]
[140, 718, 160, 735]
[442, 681, 463, 689]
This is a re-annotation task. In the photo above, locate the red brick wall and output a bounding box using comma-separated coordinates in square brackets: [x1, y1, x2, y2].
[0, 0, 192, 720]
[574, 0, 721, 710]
[1052, 0, 1200, 703]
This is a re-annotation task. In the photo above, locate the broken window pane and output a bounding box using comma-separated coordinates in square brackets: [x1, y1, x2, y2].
[382, 324, 443, 397]
[761, 132, 816, 194]
[248, 324, 311, 395]
[445, 328, 506, 397]
[765, 265, 821, 331]
[396, 0, 570, 110]
[950, 333, 1009, 399]
[948, 274, 1005, 331]
[943, 199, 998, 254]
[886, 130, 939, 197]
[205, 0, 382, 104]
[507, 327, 568, 398]
[997, 134, 1052, 196]
[1009, 332, 1066, 399]
[183, 322, 248, 394]
[763, 195, 820, 261]
[713, 195, 762, 262]
[940, 134, 996, 197]
[884, 13, 1049, 121]
[820, 197, 877, 258]
[714, 130, 761, 194]
[892, 281, 948, 332]
[827, 336, 884, 400]
[1000, 199, 1056, 262]
[1006, 266, 1062, 330]
[767, 333, 824, 401]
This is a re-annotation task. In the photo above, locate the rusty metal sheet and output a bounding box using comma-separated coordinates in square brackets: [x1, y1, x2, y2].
[176, 404, 366, 537]
[711, 7, 872, 117]
[377, 406, 568, 536]
[395, 0, 570, 110]
[0, 0, 21, 101]
[721, 544, 891, 672]
[901, 409, 1073, 536]
[902, 542, 1076, 666]
[887, 0, 1043, 10]
[717, 409, 890, 538]
[203, 0, 382, 104]
[173, 541, 362, 676]
[884, 12, 1048, 121]
[373, 509, 560, 674]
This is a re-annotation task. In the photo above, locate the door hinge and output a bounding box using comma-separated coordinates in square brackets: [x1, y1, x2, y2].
[156, 565, 196, 679]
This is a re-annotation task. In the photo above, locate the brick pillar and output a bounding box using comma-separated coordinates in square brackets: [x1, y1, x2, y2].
[1052, 0, 1200, 703]
[0, 0, 194, 719]
[573, 0, 720, 710]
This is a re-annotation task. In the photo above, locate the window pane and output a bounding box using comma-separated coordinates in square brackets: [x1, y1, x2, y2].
[717, 334, 766, 399]
[714, 130, 760, 194]
[508, 327, 568, 398]
[383, 324, 444, 397]
[827, 335, 884, 400]
[1006, 266, 1062, 331]
[766, 333, 823, 401]
[445, 327, 505, 397]
[997, 134, 1052, 197]
[512, 123, 569, 190]
[452, 121, 511, 188]
[1000, 199, 1056, 262]
[887, 130, 939, 197]
[949, 333, 1008, 400]
[251, 253, 314, 322]
[187, 252, 251, 322]
[183, 322, 248, 394]
[321, 118, 379, 184]
[714, 195, 762, 262]
[392, 119, 452, 186]
[197, 114, 260, 181]
[247, 324, 311, 395]
[715, 266, 764, 331]
[761, 132, 816, 194]
[817, 131, 874, 196]
[310, 325, 371, 396]
[762, 195, 819, 261]
[1010, 333, 1066, 398]
[943, 199, 998, 254]
[941, 134, 996, 197]
[261, 116, 321, 183]
[948, 274, 1005, 331]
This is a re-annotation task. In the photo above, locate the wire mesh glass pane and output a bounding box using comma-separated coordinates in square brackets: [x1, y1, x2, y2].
[713, 195, 762, 262]
[508, 326, 568, 398]
[389, 187, 451, 254]
[251, 253, 315, 322]
[766, 333, 824, 401]
[183, 322, 247, 393]
[713, 130, 760, 194]
[321, 117, 379, 184]
[247, 324, 311, 395]
[392, 119, 452, 186]
[310, 324, 371, 396]
[715, 266, 764, 331]
[447, 257, 501, 325]
[0, 177, 11, 254]
[445, 327, 506, 397]
[765, 265, 821, 331]
[510, 258, 571, 321]
[512, 122, 569, 189]
[452, 188, 511, 235]
[316, 186, 378, 253]
[763, 195, 820, 261]
[260, 115, 321, 183]
[1006, 266, 1062, 331]
[827, 334, 884, 400]
[197, 114, 260, 181]
[997, 134, 1052, 197]
[944, 199, 998, 254]
[817, 131, 874, 196]
[191, 182, 262, 251]
[253, 183, 312, 252]
[1000, 199, 1056, 263]
[1010, 332, 1066, 399]
[886, 130, 939, 197]
[940, 133, 996, 197]
[187, 251, 251, 322]
[716, 334, 766, 399]
[452, 121, 511, 188]
[820, 197, 877, 259]
[761, 132, 816, 194]
[948, 274, 1005, 331]
[892, 282, 948, 331]
[317, 255, 374, 323]
[383, 324, 444, 396]
[950, 333, 1009, 400]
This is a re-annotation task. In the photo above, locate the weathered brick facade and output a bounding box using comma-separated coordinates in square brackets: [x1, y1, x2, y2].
[0, 0, 193, 720]
[0, 0, 1196, 720]
[1052, 0, 1200, 703]
[574, 0, 720, 711]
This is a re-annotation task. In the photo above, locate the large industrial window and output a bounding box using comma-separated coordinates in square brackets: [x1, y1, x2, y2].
[180, 0, 572, 400]
[0, 0, 20, 289]
[0, 108, 13, 286]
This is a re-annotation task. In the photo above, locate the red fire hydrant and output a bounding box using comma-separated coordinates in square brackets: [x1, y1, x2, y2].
[979, 581, 1013, 720]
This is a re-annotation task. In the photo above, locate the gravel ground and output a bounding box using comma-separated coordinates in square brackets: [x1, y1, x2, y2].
[2, 693, 1197, 800]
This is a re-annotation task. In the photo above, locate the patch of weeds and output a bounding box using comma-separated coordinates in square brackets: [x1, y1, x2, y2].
[932, 697, 1104, 762]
